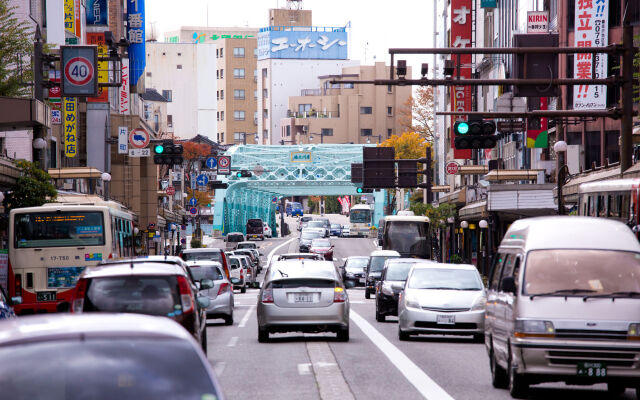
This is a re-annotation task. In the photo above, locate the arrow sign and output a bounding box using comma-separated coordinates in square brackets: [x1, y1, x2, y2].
[196, 174, 209, 186]
[206, 157, 217, 169]
[189, 197, 197, 206]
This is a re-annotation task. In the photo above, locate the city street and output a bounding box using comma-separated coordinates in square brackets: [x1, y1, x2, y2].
[204, 215, 636, 400]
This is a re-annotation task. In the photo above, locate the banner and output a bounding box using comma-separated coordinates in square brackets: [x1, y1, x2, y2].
[573, 0, 608, 110]
[63, 97, 78, 158]
[450, 0, 473, 160]
[127, 0, 146, 86]
[86, 33, 109, 102]
[119, 58, 130, 114]
[86, 0, 108, 25]
[118, 126, 128, 154]
[64, 0, 74, 34]
[527, 97, 549, 148]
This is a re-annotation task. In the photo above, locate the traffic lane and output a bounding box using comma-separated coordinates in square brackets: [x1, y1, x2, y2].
[207, 293, 321, 400]
[350, 294, 637, 400]
[331, 237, 376, 264]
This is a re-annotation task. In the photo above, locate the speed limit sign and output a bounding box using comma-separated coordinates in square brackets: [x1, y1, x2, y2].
[61, 46, 98, 96]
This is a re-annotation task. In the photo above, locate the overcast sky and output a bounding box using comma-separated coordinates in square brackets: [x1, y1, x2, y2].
[145, 0, 437, 79]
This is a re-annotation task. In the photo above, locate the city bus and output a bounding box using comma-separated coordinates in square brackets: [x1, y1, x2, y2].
[381, 215, 432, 259]
[578, 178, 640, 236]
[349, 204, 373, 237]
[7, 195, 136, 314]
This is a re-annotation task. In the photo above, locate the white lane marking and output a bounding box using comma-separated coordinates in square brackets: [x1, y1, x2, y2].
[306, 341, 355, 400]
[266, 236, 298, 266]
[298, 363, 311, 375]
[350, 311, 455, 400]
[214, 361, 226, 377]
[372, 239, 378, 247]
[238, 304, 255, 328]
[227, 336, 239, 347]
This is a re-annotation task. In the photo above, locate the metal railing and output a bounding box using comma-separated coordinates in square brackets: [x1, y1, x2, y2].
[286, 110, 340, 118]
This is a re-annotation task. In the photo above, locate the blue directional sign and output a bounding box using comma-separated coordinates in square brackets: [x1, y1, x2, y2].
[189, 197, 197, 206]
[196, 174, 209, 186]
[206, 157, 217, 169]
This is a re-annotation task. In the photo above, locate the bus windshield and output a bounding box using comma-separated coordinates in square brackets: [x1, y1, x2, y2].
[384, 221, 430, 258]
[14, 211, 105, 248]
[350, 209, 371, 223]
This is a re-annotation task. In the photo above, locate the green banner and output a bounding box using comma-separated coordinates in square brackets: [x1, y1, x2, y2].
[481, 0, 497, 7]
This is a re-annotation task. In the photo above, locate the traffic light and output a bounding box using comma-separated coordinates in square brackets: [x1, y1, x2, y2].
[362, 147, 396, 189]
[210, 181, 228, 189]
[454, 115, 497, 150]
[235, 170, 252, 178]
[397, 160, 418, 188]
[356, 187, 373, 194]
[153, 142, 184, 165]
[350, 163, 363, 183]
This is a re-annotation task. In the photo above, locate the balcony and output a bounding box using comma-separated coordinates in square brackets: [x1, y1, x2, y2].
[286, 110, 340, 119]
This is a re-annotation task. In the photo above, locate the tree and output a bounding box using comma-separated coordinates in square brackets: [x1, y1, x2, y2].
[183, 142, 211, 176]
[397, 86, 435, 142]
[4, 161, 57, 210]
[186, 189, 212, 208]
[379, 131, 430, 160]
[0, 0, 33, 97]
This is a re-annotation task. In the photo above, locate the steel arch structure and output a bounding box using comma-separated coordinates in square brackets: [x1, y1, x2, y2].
[211, 144, 386, 235]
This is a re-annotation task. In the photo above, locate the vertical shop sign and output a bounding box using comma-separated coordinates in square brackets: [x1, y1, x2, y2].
[127, 0, 146, 86]
[63, 97, 78, 157]
[450, 0, 473, 159]
[119, 58, 130, 114]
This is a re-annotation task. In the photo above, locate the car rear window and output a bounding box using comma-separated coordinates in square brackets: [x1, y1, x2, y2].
[247, 219, 263, 227]
[188, 265, 223, 281]
[228, 234, 244, 242]
[0, 338, 219, 400]
[237, 243, 255, 249]
[83, 276, 181, 316]
[271, 279, 335, 289]
[182, 251, 222, 263]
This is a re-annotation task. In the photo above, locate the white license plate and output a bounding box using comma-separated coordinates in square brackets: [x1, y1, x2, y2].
[359, 278, 366, 283]
[294, 293, 314, 303]
[436, 315, 455, 325]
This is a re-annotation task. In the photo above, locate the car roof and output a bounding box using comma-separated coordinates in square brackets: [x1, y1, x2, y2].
[81, 262, 187, 278]
[238, 241, 256, 245]
[411, 262, 479, 271]
[0, 313, 193, 346]
[371, 250, 401, 257]
[228, 232, 244, 236]
[386, 257, 428, 264]
[346, 256, 369, 260]
[278, 253, 321, 258]
[267, 260, 338, 281]
[185, 260, 222, 267]
[182, 248, 223, 253]
[131, 255, 187, 265]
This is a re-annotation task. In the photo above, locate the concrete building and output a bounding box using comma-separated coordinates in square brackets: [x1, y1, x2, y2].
[257, 6, 358, 145]
[281, 62, 411, 144]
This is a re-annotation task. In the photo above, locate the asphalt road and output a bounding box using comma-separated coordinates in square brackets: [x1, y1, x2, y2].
[204, 214, 637, 400]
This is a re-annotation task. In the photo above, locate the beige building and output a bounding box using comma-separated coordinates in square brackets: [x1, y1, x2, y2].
[281, 62, 411, 144]
[215, 37, 259, 145]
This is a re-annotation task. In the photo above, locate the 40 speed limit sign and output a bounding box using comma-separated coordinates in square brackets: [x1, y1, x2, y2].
[61, 46, 98, 96]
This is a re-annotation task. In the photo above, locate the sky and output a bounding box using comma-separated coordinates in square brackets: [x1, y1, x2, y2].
[145, 0, 438, 79]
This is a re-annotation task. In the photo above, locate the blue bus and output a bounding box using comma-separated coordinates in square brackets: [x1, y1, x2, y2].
[286, 201, 303, 217]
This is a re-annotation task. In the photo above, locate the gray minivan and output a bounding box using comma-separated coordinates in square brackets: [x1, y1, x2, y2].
[485, 216, 640, 398]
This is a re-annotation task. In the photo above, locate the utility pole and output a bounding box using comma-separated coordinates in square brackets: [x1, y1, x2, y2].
[620, 16, 634, 174]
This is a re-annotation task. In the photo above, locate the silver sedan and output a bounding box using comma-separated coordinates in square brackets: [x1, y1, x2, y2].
[398, 263, 486, 341]
[186, 261, 234, 325]
[257, 260, 349, 342]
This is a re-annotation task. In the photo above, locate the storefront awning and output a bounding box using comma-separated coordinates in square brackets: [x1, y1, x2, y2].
[431, 185, 451, 193]
[484, 169, 544, 182]
[48, 167, 104, 179]
[458, 165, 488, 175]
[459, 200, 487, 220]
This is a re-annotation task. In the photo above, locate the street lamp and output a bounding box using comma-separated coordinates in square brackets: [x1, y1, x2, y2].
[366, 135, 383, 144]
[554, 140, 568, 215]
[309, 132, 326, 144]
[460, 220, 469, 263]
[101, 172, 111, 201]
[170, 223, 177, 256]
[479, 219, 489, 276]
[447, 216, 455, 261]
[32, 138, 47, 149]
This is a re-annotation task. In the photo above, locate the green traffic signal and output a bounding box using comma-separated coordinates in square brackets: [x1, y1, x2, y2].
[455, 122, 469, 135]
[236, 171, 242, 178]
[356, 187, 363, 193]
[154, 144, 164, 154]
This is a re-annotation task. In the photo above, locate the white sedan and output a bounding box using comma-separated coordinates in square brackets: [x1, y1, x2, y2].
[264, 225, 272, 238]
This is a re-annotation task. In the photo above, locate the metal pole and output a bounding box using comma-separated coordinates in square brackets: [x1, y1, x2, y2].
[426, 148, 433, 203]
[558, 151, 565, 215]
[620, 16, 634, 174]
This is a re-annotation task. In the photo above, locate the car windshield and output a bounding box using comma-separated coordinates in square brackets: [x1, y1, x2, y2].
[384, 221, 430, 257]
[408, 268, 483, 290]
[350, 209, 371, 223]
[301, 232, 319, 239]
[83, 276, 181, 315]
[385, 262, 413, 281]
[14, 211, 106, 248]
[0, 338, 219, 400]
[308, 221, 324, 228]
[370, 256, 398, 273]
[182, 251, 222, 263]
[346, 258, 368, 269]
[188, 265, 223, 281]
[237, 243, 255, 249]
[312, 239, 331, 247]
[523, 249, 640, 296]
[331, 224, 340, 229]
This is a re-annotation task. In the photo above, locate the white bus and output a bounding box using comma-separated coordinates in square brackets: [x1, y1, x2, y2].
[578, 179, 640, 236]
[381, 215, 432, 259]
[8, 195, 136, 314]
[349, 204, 373, 237]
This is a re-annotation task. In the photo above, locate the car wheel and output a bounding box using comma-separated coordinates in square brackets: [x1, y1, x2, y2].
[201, 327, 208, 353]
[398, 327, 411, 341]
[224, 313, 234, 326]
[337, 326, 349, 342]
[241, 285, 246, 294]
[473, 333, 485, 343]
[490, 346, 508, 389]
[365, 290, 371, 299]
[376, 310, 385, 322]
[258, 327, 269, 343]
[508, 353, 529, 398]
[606, 383, 625, 396]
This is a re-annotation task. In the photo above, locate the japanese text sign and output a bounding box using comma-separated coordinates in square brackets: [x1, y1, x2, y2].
[63, 97, 77, 158]
[64, 0, 75, 34]
[86, 33, 109, 102]
[258, 29, 348, 60]
[119, 58, 130, 114]
[127, 0, 146, 86]
[450, 0, 473, 160]
[86, 0, 108, 25]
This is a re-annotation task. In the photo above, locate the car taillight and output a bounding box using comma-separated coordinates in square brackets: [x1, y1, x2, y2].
[240, 268, 245, 280]
[261, 283, 274, 303]
[221, 252, 230, 279]
[218, 282, 230, 295]
[15, 274, 22, 296]
[177, 276, 194, 314]
[72, 278, 87, 313]
[334, 285, 347, 303]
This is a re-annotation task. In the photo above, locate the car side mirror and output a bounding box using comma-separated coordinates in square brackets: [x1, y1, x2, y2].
[230, 277, 241, 285]
[200, 279, 214, 290]
[196, 296, 211, 308]
[11, 296, 22, 305]
[501, 276, 517, 295]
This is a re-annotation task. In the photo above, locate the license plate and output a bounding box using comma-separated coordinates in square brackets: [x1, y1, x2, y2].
[436, 315, 455, 325]
[294, 293, 314, 303]
[37, 291, 57, 302]
[359, 278, 366, 283]
[577, 362, 607, 377]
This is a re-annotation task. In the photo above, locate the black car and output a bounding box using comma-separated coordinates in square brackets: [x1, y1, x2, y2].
[365, 251, 400, 299]
[375, 258, 424, 322]
[341, 256, 369, 287]
[246, 218, 265, 241]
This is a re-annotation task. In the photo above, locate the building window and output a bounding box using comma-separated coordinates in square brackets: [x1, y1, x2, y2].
[321, 128, 333, 136]
[153, 114, 159, 132]
[234, 110, 245, 121]
[234, 68, 245, 79]
[254, 111, 258, 125]
[387, 85, 393, 93]
[344, 83, 354, 89]
[220, 111, 224, 121]
[234, 132, 246, 141]
[263, 88, 268, 99]
[217, 111, 220, 121]
[162, 90, 172, 102]
[216, 49, 219, 57]
[146, 72, 152, 77]
[263, 130, 268, 139]
[360, 107, 373, 114]
[216, 91, 219, 100]
[220, 90, 224, 100]
[387, 128, 392, 137]
[298, 104, 312, 114]
[220, 69, 224, 79]
[234, 89, 245, 100]
[254, 48, 258, 58]
[167, 115, 173, 128]
[262, 68, 268, 78]
[233, 47, 245, 57]
[177, 52, 182, 56]
[176, 64, 182, 69]
[216, 70, 219, 79]
[285, 126, 291, 137]
[263, 109, 268, 119]
[387, 106, 393, 116]
[361, 129, 373, 136]
[254, 90, 258, 99]
[220, 48, 224, 58]
[221, 132, 225, 142]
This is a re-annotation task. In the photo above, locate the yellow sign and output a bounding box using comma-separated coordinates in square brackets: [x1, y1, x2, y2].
[64, 0, 74, 34]
[63, 97, 77, 158]
[290, 151, 312, 163]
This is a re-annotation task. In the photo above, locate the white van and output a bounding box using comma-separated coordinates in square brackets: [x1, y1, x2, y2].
[485, 216, 640, 398]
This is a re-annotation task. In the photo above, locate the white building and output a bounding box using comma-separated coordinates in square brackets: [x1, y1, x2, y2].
[145, 42, 217, 140]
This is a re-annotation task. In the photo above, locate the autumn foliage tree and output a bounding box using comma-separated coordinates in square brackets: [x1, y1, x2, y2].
[397, 86, 435, 142]
[183, 142, 212, 176]
[379, 131, 430, 160]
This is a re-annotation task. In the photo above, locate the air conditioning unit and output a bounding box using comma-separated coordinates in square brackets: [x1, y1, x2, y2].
[566, 145, 584, 174]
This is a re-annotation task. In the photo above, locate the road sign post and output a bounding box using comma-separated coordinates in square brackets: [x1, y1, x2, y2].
[217, 156, 231, 175]
[446, 162, 460, 175]
[166, 186, 175, 196]
[61, 46, 98, 96]
[205, 157, 217, 169]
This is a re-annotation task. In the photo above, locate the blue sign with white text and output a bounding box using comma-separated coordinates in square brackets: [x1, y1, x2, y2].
[86, 0, 108, 25]
[127, 0, 146, 86]
[258, 27, 348, 60]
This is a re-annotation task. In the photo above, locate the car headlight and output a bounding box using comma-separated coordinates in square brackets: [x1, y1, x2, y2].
[404, 292, 420, 309]
[514, 319, 555, 338]
[345, 272, 354, 277]
[381, 281, 394, 296]
[470, 295, 486, 311]
[628, 323, 640, 340]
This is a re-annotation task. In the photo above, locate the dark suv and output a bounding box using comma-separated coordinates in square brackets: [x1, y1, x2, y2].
[246, 219, 265, 241]
[71, 262, 211, 353]
[375, 258, 427, 321]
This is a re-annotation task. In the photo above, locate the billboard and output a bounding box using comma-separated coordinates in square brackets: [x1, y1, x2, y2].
[258, 28, 348, 60]
[450, 0, 473, 160]
[127, 0, 146, 86]
[86, 33, 109, 102]
[86, 0, 108, 25]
